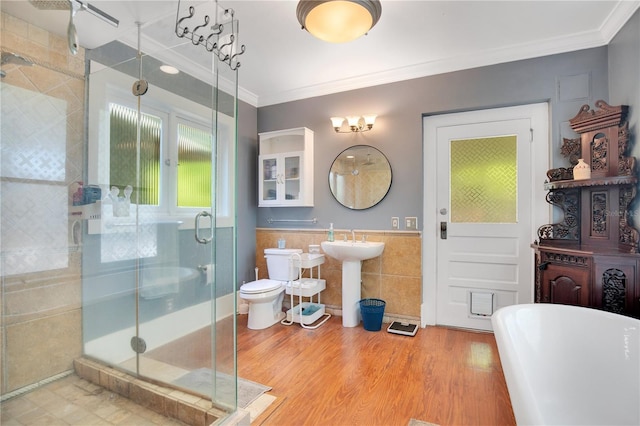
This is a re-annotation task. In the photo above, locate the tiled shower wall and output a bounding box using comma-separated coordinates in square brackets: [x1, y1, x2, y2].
[1, 12, 86, 394]
[255, 229, 422, 321]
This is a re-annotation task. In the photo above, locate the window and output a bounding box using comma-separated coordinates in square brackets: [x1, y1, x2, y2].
[177, 122, 212, 207]
[108, 104, 219, 210]
[88, 65, 235, 229]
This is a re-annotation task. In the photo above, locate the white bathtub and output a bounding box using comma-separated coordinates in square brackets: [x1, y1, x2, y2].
[140, 266, 200, 299]
[492, 303, 640, 425]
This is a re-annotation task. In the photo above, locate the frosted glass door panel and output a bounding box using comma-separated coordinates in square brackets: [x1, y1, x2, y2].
[450, 135, 517, 223]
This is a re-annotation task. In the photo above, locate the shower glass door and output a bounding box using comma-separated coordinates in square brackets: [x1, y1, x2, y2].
[82, 1, 238, 416]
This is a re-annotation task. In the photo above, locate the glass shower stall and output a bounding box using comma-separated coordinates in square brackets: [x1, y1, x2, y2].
[80, 0, 240, 417]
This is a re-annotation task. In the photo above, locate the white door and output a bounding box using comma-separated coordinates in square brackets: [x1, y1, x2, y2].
[423, 104, 549, 330]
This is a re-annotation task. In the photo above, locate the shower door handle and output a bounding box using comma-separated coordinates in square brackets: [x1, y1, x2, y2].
[195, 211, 213, 244]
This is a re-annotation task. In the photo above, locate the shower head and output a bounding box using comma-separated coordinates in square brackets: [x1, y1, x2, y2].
[0, 52, 34, 78]
[1, 52, 34, 67]
[28, 0, 119, 55]
[28, 0, 119, 26]
[67, 0, 84, 55]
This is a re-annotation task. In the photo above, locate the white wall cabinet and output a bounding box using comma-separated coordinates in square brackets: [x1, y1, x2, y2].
[259, 127, 314, 207]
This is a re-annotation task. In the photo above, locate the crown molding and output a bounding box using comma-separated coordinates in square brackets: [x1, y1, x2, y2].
[599, 1, 640, 42]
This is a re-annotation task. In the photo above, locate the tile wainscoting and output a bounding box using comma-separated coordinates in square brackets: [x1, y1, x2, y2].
[255, 229, 422, 322]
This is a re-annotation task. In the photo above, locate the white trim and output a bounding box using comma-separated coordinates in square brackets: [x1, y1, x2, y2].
[422, 103, 550, 328]
[600, 1, 640, 43]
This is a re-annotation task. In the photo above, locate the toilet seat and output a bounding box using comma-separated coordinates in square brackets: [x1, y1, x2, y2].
[240, 279, 283, 294]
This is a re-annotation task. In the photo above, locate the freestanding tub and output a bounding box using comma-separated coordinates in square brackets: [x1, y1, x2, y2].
[492, 303, 639, 425]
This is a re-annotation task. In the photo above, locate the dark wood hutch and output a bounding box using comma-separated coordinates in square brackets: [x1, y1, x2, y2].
[532, 100, 640, 318]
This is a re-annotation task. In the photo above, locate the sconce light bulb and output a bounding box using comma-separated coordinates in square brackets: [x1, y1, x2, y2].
[362, 114, 377, 130]
[330, 116, 346, 132]
[345, 116, 361, 132]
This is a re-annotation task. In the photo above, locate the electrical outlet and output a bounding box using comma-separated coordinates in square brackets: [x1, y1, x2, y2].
[405, 216, 418, 230]
[391, 217, 399, 229]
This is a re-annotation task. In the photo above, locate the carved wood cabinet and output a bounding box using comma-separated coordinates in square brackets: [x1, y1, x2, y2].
[532, 101, 640, 318]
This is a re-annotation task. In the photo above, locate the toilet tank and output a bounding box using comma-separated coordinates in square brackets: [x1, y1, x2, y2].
[264, 248, 302, 281]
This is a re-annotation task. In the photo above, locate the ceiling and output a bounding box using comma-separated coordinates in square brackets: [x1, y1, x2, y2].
[2, 0, 639, 107]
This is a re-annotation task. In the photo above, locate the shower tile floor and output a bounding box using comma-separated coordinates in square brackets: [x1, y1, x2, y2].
[0, 374, 188, 425]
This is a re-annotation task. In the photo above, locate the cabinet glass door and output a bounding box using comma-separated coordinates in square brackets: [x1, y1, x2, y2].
[262, 157, 277, 202]
[284, 155, 300, 201]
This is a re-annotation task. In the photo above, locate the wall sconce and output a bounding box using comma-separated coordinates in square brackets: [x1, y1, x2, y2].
[330, 114, 377, 133]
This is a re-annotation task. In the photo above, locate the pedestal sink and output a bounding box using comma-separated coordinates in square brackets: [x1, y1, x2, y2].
[321, 241, 385, 327]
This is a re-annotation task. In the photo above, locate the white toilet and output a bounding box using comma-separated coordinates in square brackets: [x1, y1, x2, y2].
[240, 248, 302, 330]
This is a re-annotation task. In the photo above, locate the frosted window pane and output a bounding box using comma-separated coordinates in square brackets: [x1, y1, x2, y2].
[109, 104, 161, 205]
[177, 123, 212, 207]
[450, 136, 517, 223]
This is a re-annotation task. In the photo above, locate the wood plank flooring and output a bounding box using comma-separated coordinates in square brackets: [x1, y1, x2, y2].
[148, 315, 516, 426]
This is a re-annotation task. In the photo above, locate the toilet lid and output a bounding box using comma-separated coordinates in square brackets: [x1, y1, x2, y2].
[240, 279, 283, 294]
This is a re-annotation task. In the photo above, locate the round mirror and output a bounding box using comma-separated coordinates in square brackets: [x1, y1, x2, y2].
[329, 145, 392, 210]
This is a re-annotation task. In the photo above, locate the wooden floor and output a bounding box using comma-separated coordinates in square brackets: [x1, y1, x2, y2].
[148, 315, 516, 426]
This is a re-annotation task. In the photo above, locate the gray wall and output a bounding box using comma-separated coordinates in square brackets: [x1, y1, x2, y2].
[255, 48, 609, 228]
[609, 9, 640, 216]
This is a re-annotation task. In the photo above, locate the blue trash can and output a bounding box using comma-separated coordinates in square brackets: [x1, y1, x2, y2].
[359, 298, 385, 331]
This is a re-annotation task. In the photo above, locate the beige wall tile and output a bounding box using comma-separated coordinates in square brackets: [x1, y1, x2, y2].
[28, 23, 49, 47]
[361, 273, 381, 299]
[3, 277, 81, 325]
[362, 256, 381, 274]
[5, 310, 82, 392]
[49, 33, 67, 53]
[381, 275, 421, 317]
[3, 13, 29, 38]
[381, 234, 422, 277]
[320, 269, 342, 307]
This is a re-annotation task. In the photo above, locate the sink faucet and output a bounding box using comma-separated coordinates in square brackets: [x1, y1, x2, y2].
[351, 229, 356, 242]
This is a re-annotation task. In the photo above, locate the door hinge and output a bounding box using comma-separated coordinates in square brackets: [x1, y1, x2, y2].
[530, 128, 534, 142]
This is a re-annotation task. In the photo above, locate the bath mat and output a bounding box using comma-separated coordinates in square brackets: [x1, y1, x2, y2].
[172, 368, 271, 408]
[408, 419, 439, 426]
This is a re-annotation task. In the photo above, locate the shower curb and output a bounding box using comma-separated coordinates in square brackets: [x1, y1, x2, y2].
[74, 357, 229, 426]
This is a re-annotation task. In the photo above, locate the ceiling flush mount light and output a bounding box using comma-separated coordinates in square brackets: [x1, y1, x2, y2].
[331, 114, 377, 133]
[296, 0, 382, 43]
